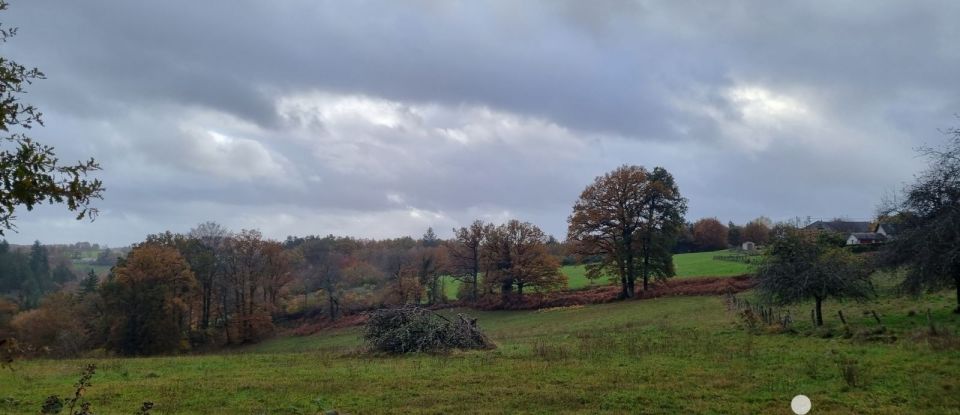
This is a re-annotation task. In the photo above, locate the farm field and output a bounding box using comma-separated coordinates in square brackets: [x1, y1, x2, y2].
[2, 277, 958, 414]
[443, 249, 754, 298]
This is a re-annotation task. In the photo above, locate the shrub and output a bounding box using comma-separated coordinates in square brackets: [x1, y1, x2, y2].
[11, 293, 88, 358]
[363, 306, 493, 353]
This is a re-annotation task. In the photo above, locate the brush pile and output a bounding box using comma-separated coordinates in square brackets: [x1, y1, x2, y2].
[363, 306, 494, 353]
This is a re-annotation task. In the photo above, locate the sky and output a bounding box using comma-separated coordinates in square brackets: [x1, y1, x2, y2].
[2, 0, 958, 246]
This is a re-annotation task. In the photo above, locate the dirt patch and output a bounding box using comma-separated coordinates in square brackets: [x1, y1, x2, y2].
[462, 275, 755, 311]
[286, 275, 755, 332]
[287, 313, 369, 336]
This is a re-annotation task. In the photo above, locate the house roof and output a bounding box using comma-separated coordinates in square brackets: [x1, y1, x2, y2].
[877, 223, 901, 235]
[804, 220, 872, 233]
[850, 232, 886, 241]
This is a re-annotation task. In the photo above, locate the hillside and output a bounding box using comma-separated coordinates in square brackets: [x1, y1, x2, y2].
[2, 279, 958, 413]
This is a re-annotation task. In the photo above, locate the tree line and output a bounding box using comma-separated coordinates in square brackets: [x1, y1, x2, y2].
[0, 217, 573, 356]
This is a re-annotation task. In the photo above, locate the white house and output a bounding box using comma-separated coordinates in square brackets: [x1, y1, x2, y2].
[846, 232, 886, 245]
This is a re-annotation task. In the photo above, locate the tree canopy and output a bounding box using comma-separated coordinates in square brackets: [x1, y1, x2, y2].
[0, 1, 103, 233]
[756, 226, 873, 326]
[879, 128, 960, 311]
[567, 165, 687, 298]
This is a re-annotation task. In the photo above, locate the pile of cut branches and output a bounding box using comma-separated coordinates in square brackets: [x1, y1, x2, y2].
[363, 306, 493, 353]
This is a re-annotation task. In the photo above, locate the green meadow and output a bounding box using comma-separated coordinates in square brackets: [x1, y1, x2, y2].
[2, 272, 958, 414]
[443, 249, 754, 298]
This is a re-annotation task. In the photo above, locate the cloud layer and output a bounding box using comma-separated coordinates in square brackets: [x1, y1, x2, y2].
[2, 0, 957, 245]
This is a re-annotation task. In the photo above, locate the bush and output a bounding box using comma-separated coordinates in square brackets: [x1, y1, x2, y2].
[363, 306, 494, 353]
[11, 293, 88, 358]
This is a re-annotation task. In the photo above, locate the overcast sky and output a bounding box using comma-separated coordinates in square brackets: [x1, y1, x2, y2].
[2, 0, 958, 246]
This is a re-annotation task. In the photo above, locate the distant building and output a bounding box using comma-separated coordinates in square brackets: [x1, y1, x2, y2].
[804, 220, 872, 234]
[846, 232, 886, 245]
[875, 223, 900, 239]
[804, 220, 887, 246]
[741, 241, 756, 251]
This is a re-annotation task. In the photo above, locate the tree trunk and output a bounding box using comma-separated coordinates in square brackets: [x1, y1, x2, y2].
[814, 297, 824, 326]
[954, 272, 960, 314]
[472, 269, 479, 301]
[201, 280, 212, 330]
[397, 271, 404, 304]
[328, 292, 337, 321]
[619, 274, 629, 299]
[642, 245, 651, 291]
[623, 234, 636, 299]
[501, 278, 513, 298]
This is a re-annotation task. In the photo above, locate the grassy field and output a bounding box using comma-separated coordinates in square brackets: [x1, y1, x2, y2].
[2, 276, 958, 414]
[444, 249, 754, 298]
[71, 264, 112, 277]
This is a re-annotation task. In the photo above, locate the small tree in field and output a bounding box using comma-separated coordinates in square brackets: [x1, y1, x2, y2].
[756, 227, 873, 326]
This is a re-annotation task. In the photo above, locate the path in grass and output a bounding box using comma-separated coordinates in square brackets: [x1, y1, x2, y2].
[3, 284, 958, 414]
[443, 249, 755, 298]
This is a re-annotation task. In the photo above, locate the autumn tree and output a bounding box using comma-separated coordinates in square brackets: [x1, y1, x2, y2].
[483, 220, 565, 298]
[186, 221, 230, 330]
[742, 217, 772, 245]
[0, 297, 15, 339]
[727, 221, 742, 247]
[448, 220, 490, 301]
[880, 128, 960, 312]
[370, 237, 420, 305]
[568, 165, 687, 298]
[0, 1, 103, 234]
[412, 244, 448, 305]
[260, 240, 297, 315]
[691, 218, 729, 251]
[756, 226, 873, 326]
[220, 229, 286, 343]
[11, 292, 88, 357]
[297, 235, 353, 320]
[102, 244, 198, 355]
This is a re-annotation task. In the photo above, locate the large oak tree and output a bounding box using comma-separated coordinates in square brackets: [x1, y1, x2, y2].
[568, 165, 687, 298]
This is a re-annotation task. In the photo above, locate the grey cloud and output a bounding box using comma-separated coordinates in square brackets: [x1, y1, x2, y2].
[0, 1, 955, 245]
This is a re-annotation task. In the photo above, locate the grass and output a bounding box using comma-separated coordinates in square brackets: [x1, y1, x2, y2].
[444, 249, 755, 299]
[673, 250, 755, 277]
[2, 279, 959, 414]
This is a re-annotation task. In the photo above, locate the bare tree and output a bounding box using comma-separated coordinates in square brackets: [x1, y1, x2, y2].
[448, 220, 490, 301]
[879, 128, 960, 312]
[187, 222, 230, 330]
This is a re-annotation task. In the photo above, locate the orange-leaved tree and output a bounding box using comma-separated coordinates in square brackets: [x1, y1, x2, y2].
[103, 244, 197, 355]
